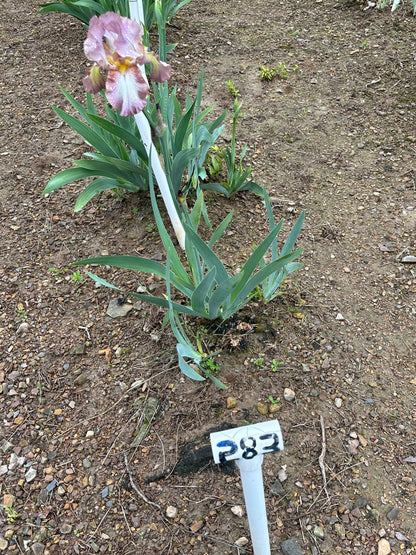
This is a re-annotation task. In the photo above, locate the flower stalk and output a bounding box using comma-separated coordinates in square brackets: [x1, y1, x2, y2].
[83, 6, 186, 248]
[131, 0, 186, 248]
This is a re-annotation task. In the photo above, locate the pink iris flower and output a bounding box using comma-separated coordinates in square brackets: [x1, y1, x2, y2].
[83, 12, 171, 116]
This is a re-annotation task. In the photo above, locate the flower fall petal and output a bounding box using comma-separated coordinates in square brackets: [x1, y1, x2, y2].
[105, 66, 149, 116]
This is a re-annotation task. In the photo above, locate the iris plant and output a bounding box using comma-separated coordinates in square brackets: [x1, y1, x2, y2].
[82, 11, 185, 248]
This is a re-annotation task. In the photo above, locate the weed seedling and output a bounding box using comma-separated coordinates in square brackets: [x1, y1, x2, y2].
[48, 267, 68, 275]
[360, 40, 369, 49]
[225, 79, 241, 98]
[277, 62, 290, 79]
[271, 359, 284, 372]
[202, 357, 221, 373]
[269, 396, 280, 407]
[4, 503, 20, 524]
[17, 304, 28, 321]
[253, 357, 265, 368]
[259, 64, 278, 81]
[70, 270, 83, 283]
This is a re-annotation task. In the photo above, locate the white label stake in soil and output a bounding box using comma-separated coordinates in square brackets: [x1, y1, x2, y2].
[210, 420, 284, 555]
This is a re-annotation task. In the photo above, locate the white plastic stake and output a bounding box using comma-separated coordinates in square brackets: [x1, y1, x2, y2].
[129, 0, 186, 249]
[210, 420, 284, 555]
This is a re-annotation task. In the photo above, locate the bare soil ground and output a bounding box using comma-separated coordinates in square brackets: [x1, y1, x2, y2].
[1, 0, 416, 553]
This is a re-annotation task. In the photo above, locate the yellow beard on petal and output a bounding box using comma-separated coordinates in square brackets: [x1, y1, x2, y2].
[106, 55, 133, 75]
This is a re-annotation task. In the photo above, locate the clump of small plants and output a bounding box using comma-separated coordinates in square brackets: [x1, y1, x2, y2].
[259, 62, 297, 81]
[225, 79, 241, 98]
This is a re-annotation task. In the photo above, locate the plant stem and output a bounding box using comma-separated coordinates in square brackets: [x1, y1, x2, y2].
[129, 0, 186, 249]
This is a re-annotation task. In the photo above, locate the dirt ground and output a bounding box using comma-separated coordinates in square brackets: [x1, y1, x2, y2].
[1, 0, 416, 553]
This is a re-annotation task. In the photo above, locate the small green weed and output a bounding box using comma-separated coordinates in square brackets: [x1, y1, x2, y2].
[4, 503, 21, 524]
[253, 357, 264, 368]
[271, 359, 284, 372]
[360, 40, 369, 49]
[17, 305, 28, 321]
[201, 357, 221, 373]
[259, 64, 278, 81]
[269, 396, 280, 407]
[48, 266, 68, 275]
[276, 63, 290, 79]
[225, 79, 241, 98]
[70, 269, 83, 283]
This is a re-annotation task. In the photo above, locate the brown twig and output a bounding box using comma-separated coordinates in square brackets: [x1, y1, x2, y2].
[123, 452, 161, 510]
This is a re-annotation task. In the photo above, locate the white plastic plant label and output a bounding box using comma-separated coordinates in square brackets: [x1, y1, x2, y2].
[210, 420, 284, 464]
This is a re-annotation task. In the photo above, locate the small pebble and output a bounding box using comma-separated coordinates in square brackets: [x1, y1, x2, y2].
[278, 467, 287, 482]
[314, 525, 325, 539]
[231, 505, 244, 517]
[387, 507, 399, 521]
[60, 523, 72, 535]
[378, 538, 391, 555]
[85, 430, 94, 439]
[271, 478, 285, 496]
[166, 506, 178, 519]
[235, 537, 249, 547]
[334, 397, 342, 408]
[25, 467, 37, 483]
[226, 397, 237, 409]
[281, 538, 304, 555]
[283, 388, 295, 401]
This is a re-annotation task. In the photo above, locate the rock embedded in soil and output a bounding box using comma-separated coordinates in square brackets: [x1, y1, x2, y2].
[378, 538, 391, 555]
[278, 467, 288, 482]
[60, 523, 72, 534]
[235, 536, 249, 547]
[270, 478, 285, 496]
[25, 467, 37, 482]
[314, 525, 325, 539]
[166, 506, 178, 518]
[386, 506, 399, 521]
[283, 388, 296, 401]
[231, 505, 244, 517]
[226, 396, 237, 409]
[0, 538, 8, 552]
[257, 402, 268, 415]
[107, 299, 133, 318]
[281, 538, 304, 555]
[74, 373, 88, 386]
[31, 543, 45, 554]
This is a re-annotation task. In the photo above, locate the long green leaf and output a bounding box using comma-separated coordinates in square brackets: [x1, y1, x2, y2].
[183, 224, 229, 284]
[87, 114, 147, 160]
[43, 167, 96, 194]
[230, 221, 284, 301]
[279, 210, 306, 257]
[190, 267, 216, 317]
[174, 100, 196, 155]
[148, 162, 192, 288]
[53, 106, 118, 158]
[74, 177, 121, 212]
[208, 211, 233, 248]
[225, 250, 303, 318]
[172, 148, 200, 193]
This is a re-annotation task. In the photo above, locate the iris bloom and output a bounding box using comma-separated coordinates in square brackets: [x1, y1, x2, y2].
[83, 12, 171, 116]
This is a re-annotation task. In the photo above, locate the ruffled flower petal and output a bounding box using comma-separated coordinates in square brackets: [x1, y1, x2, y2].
[143, 51, 171, 83]
[83, 65, 106, 93]
[84, 12, 146, 68]
[105, 66, 149, 116]
[84, 15, 110, 68]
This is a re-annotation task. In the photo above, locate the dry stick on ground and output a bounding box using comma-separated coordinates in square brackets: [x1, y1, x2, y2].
[123, 452, 161, 511]
[319, 414, 330, 503]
